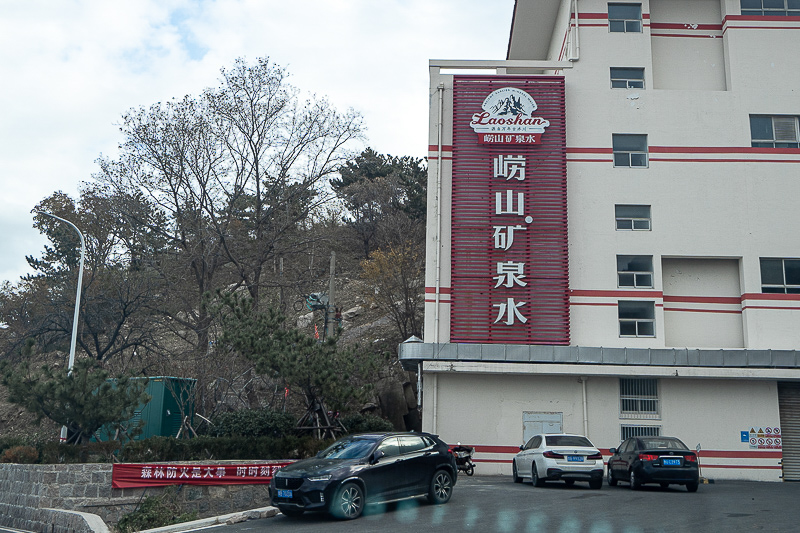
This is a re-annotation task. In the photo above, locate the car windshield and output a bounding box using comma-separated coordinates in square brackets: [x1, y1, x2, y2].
[640, 438, 688, 450]
[318, 437, 378, 459]
[545, 435, 593, 447]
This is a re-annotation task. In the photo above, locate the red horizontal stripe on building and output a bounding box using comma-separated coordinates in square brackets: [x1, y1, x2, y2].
[571, 289, 663, 298]
[567, 147, 613, 153]
[698, 450, 781, 459]
[426, 287, 452, 294]
[725, 15, 800, 22]
[566, 146, 800, 155]
[744, 305, 800, 311]
[651, 158, 800, 163]
[429, 144, 453, 152]
[663, 295, 741, 305]
[474, 459, 781, 469]
[743, 293, 800, 301]
[650, 23, 722, 31]
[469, 446, 781, 459]
[651, 33, 722, 38]
[664, 307, 742, 314]
[702, 464, 782, 470]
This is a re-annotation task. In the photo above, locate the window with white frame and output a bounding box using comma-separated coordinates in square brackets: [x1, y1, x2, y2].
[741, 0, 800, 16]
[613, 134, 648, 167]
[620, 378, 660, 419]
[617, 255, 653, 288]
[750, 115, 800, 148]
[610, 67, 645, 89]
[621, 425, 661, 440]
[760, 258, 800, 293]
[615, 204, 651, 230]
[618, 300, 655, 337]
[608, 3, 643, 32]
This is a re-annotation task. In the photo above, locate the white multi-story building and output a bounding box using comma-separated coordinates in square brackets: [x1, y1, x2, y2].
[400, 0, 800, 481]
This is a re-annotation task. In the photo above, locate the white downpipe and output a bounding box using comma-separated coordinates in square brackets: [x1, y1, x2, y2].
[434, 83, 444, 344]
[431, 373, 439, 434]
[569, 0, 581, 61]
[581, 376, 589, 437]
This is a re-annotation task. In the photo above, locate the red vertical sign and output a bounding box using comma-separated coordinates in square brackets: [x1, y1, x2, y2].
[450, 76, 569, 344]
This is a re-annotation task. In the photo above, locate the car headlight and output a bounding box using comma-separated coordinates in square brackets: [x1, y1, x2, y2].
[308, 474, 332, 482]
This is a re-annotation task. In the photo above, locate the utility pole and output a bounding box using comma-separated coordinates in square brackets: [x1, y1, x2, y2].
[326, 252, 336, 339]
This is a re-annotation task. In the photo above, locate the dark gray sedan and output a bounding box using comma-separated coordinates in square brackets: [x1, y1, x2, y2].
[607, 436, 700, 491]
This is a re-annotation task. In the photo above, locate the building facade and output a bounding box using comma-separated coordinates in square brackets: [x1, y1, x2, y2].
[400, 0, 800, 481]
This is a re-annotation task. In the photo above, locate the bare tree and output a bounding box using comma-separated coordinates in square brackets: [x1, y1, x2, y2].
[96, 57, 364, 363]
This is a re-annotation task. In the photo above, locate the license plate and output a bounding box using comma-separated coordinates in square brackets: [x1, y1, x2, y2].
[662, 458, 681, 466]
[277, 489, 293, 498]
[567, 455, 584, 462]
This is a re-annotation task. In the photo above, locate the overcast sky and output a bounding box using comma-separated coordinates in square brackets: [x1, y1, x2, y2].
[0, 0, 513, 285]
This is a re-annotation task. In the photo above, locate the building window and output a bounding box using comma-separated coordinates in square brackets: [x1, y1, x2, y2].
[741, 0, 800, 16]
[615, 204, 651, 230]
[618, 255, 654, 288]
[760, 258, 800, 293]
[620, 378, 659, 419]
[618, 301, 655, 337]
[750, 115, 800, 148]
[613, 134, 648, 168]
[621, 425, 661, 440]
[609, 3, 643, 32]
[610, 67, 645, 89]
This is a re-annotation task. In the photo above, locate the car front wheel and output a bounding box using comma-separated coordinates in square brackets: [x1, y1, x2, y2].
[607, 468, 618, 487]
[512, 461, 522, 483]
[428, 469, 454, 504]
[330, 482, 364, 520]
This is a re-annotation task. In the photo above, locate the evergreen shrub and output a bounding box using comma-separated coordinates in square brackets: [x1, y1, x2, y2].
[200, 408, 296, 438]
[340, 412, 394, 434]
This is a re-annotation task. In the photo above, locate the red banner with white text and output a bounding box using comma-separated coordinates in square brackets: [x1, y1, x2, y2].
[112, 462, 293, 488]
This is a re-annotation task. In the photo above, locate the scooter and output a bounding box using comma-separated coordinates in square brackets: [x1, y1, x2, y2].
[450, 443, 475, 476]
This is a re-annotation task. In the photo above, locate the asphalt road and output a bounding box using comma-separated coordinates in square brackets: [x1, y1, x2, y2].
[206, 475, 800, 533]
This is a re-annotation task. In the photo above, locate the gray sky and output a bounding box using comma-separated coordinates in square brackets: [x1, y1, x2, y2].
[0, 0, 513, 285]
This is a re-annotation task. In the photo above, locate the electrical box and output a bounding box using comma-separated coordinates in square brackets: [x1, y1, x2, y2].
[96, 376, 196, 441]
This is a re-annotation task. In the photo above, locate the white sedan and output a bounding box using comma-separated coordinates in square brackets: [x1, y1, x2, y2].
[512, 433, 604, 489]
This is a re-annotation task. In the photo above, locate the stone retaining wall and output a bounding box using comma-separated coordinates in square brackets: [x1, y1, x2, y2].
[0, 463, 272, 533]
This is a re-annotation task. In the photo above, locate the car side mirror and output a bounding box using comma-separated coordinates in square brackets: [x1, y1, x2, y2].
[609, 448, 617, 454]
[519, 444, 525, 451]
[370, 450, 385, 464]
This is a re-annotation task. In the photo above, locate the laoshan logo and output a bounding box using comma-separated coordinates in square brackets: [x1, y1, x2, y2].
[470, 87, 550, 145]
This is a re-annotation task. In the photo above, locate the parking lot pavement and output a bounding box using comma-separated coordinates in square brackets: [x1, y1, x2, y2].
[181, 474, 800, 533]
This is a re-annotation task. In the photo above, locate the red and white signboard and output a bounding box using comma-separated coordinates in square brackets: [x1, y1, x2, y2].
[112, 462, 293, 488]
[451, 76, 569, 344]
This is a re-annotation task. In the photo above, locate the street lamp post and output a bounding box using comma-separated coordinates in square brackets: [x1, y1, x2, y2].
[35, 211, 85, 443]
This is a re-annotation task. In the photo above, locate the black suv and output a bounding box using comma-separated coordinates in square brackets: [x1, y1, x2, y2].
[269, 432, 457, 519]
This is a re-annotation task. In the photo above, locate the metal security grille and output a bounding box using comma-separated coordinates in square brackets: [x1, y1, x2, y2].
[620, 378, 660, 419]
[778, 382, 800, 481]
[621, 425, 661, 441]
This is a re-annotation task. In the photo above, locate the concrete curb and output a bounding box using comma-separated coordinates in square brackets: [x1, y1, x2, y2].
[139, 507, 279, 533]
[48, 510, 110, 533]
